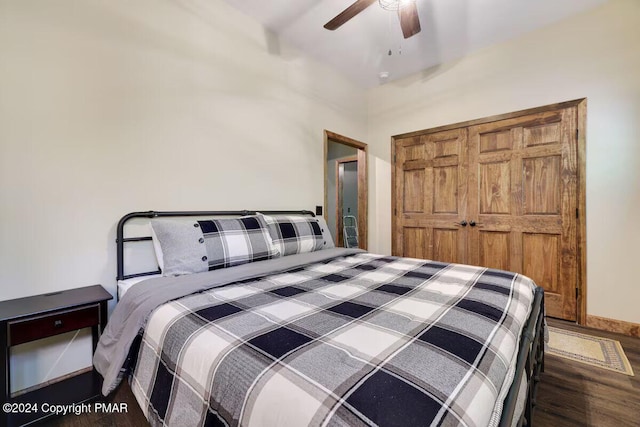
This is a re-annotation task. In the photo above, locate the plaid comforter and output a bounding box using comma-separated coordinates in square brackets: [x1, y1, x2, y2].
[130, 252, 535, 427]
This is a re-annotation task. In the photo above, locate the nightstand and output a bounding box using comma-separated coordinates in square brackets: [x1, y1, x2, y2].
[0, 285, 112, 427]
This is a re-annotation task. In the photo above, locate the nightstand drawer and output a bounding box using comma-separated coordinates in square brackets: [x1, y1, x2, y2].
[8, 305, 100, 346]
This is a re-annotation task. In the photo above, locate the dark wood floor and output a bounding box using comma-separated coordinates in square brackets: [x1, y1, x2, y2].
[535, 318, 640, 427]
[43, 318, 640, 427]
[44, 381, 147, 427]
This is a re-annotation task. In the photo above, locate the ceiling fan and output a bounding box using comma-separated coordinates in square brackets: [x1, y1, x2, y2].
[324, 0, 421, 39]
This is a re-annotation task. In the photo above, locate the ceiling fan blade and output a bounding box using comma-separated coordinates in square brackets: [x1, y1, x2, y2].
[324, 0, 377, 30]
[398, 2, 421, 39]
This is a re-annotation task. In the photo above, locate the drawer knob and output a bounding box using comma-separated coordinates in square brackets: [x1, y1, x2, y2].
[54, 320, 63, 328]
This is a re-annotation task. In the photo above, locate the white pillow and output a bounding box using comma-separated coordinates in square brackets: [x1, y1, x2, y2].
[150, 225, 165, 271]
[316, 216, 335, 249]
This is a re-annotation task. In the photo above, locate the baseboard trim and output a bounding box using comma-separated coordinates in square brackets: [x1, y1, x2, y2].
[586, 315, 640, 338]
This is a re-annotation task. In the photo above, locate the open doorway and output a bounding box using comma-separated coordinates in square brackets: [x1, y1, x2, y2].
[324, 130, 367, 249]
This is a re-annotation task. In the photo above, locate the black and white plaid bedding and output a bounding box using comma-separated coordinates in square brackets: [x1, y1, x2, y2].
[130, 252, 535, 427]
[260, 214, 324, 255]
[198, 217, 279, 270]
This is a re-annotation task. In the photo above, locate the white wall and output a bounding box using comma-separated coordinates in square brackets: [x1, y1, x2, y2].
[366, 0, 640, 324]
[0, 0, 366, 391]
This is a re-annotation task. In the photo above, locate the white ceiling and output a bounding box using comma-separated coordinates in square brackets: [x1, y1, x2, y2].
[221, 0, 608, 87]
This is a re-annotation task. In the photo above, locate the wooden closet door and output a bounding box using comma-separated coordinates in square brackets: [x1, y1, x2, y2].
[466, 107, 578, 320]
[393, 129, 468, 264]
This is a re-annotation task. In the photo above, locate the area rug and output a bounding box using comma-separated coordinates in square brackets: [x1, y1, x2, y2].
[547, 326, 634, 376]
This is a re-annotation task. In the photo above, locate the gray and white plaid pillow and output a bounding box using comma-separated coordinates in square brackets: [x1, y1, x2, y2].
[259, 214, 324, 256]
[151, 216, 279, 276]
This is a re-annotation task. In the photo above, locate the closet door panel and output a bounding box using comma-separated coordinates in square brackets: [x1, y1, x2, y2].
[467, 108, 578, 320]
[403, 227, 427, 260]
[403, 169, 425, 213]
[478, 231, 511, 271]
[479, 160, 511, 214]
[393, 130, 467, 264]
[522, 155, 561, 214]
[433, 228, 460, 264]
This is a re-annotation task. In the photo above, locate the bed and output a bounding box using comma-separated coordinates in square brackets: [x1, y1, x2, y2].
[94, 210, 545, 427]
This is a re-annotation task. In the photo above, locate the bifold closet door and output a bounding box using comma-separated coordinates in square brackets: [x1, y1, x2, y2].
[392, 129, 468, 264]
[392, 105, 580, 321]
[466, 107, 578, 320]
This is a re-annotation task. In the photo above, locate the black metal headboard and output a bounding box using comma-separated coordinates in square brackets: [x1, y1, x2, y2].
[116, 210, 315, 281]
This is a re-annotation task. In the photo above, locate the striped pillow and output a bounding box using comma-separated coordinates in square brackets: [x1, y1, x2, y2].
[259, 214, 324, 256]
[150, 216, 279, 276]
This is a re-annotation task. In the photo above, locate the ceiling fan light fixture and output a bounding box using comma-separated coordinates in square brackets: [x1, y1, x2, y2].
[378, 0, 415, 11]
[324, 0, 421, 39]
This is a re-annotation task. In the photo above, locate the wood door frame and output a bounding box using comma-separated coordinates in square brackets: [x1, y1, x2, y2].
[324, 130, 368, 250]
[335, 156, 358, 248]
[391, 98, 587, 324]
